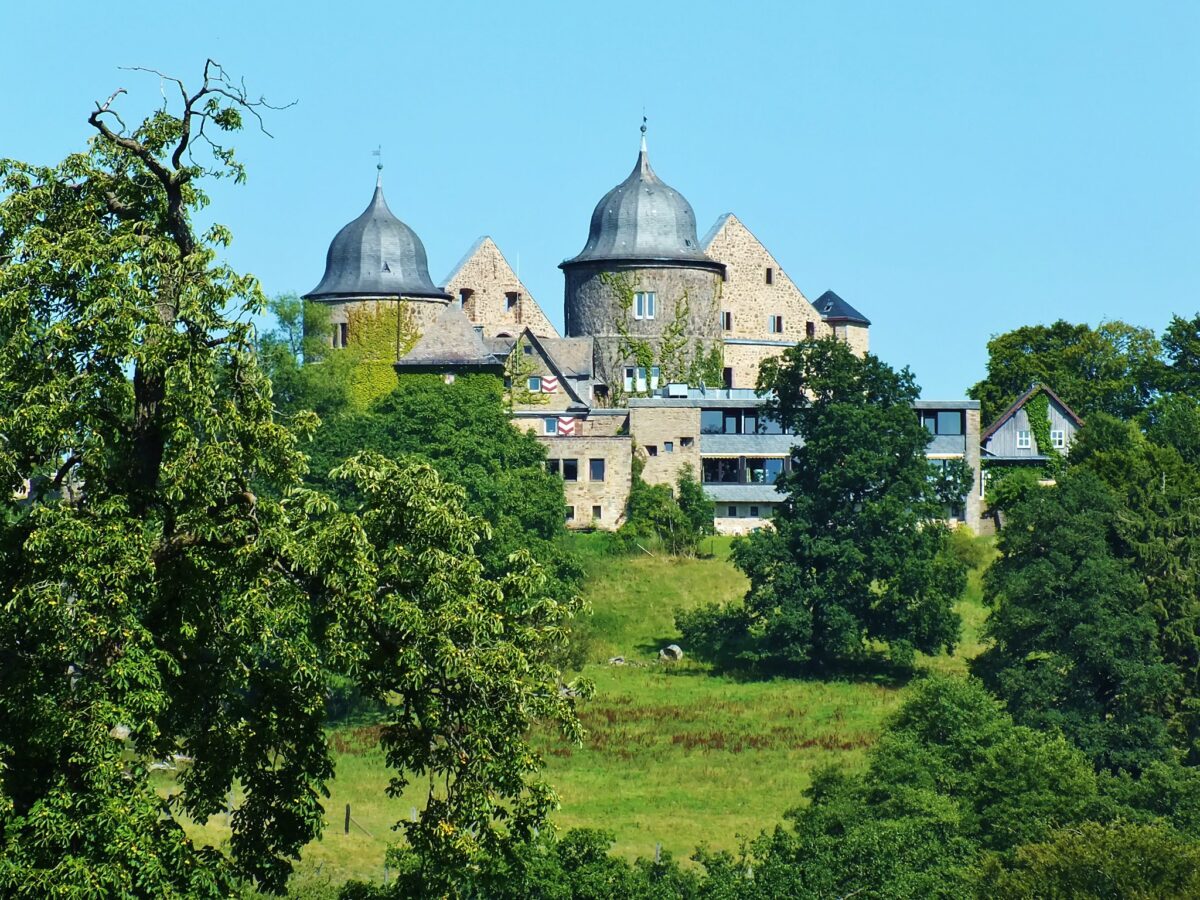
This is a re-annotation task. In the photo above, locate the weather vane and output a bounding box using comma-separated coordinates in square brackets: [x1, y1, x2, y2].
[372, 145, 383, 172]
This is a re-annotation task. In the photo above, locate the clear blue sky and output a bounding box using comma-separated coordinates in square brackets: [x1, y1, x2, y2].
[4, 1, 1197, 398]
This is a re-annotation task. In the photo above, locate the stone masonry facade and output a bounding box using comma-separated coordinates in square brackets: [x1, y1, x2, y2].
[442, 237, 559, 339]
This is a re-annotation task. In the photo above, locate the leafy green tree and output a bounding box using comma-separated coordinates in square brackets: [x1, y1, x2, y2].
[680, 338, 966, 673]
[977, 821, 1200, 899]
[1163, 312, 1200, 395]
[972, 468, 1178, 772]
[619, 460, 714, 557]
[304, 373, 581, 602]
[0, 66, 583, 896]
[969, 319, 1163, 423]
[257, 292, 353, 421]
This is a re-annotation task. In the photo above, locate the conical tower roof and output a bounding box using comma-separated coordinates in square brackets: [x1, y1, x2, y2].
[561, 127, 722, 272]
[305, 176, 450, 301]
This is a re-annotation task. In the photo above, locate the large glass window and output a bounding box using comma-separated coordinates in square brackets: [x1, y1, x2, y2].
[701, 409, 724, 434]
[921, 410, 964, 435]
[724, 411, 740, 434]
[562, 459, 578, 481]
[702, 458, 741, 484]
[745, 457, 786, 484]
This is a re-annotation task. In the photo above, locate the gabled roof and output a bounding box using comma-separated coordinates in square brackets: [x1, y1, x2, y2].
[700, 212, 735, 251]
[440, 235, 491, 287]
[394, 303, 502, 370]
[980, 383, 1085, 443]
[519, 329, 589, 407]
[814, 290, 871, 326]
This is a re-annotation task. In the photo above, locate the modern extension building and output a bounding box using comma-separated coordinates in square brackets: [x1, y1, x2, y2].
[303, 128, 983, 533]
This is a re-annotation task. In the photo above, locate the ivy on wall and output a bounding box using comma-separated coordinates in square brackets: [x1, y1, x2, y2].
[1025, 390, 1065, 476]
[598, 271, 724, 405]
[503, 335, 551, 411]
[341, 302, 420, 410]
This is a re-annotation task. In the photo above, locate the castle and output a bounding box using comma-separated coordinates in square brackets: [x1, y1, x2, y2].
[303, 127, 983, 534]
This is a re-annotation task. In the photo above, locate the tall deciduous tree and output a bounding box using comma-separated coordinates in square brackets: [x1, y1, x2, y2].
[678, 339, 966, 673]
[968, 319, 1162, 423]
[0, 65, 583, 896]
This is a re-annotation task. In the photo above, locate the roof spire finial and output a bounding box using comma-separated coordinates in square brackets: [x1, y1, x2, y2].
[640, 112, 647, 153]
[372, 145, 383, 187]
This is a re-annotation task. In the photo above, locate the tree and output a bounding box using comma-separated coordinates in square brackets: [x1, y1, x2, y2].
[1163, 312, 1200, 395]
[618, 460, 714, 557]
[257, 292, 353, 421]
[679, 338, 966, 673]
[303, 373, 582, 602]
[971, 468, 1178, 773]
[969, 319, 1162, 423]
[0, 66, 583, 896]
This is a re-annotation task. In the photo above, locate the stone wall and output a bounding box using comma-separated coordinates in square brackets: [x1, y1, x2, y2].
[563, 262, 723, 396]
[964, 407, 983, 533]
[721, 341, 790, 391]
[628, 406, 701, 488]
[443, 237, 559, 339]
[538, 435, 632, 530]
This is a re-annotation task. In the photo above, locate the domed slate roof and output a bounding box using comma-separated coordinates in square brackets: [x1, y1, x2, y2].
[561, 130, 722, 272]
[305, 177, 450, 301]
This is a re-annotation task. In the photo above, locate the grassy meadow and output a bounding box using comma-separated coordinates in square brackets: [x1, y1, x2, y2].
[188, 532, 994, 891]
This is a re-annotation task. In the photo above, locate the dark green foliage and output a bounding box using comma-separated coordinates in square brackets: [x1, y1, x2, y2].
[1163, 312, 1200, 395]
[257, 293, 353, 422]
[1145, 392, 1200, 467]
[977, 821, 1200, 899]
[0, 71, 584, 896]
[972, 468, 1178, 772]
[305, 373, 582, 602]
[618, 460, 714, 557]
[680, 339, 965, 673]
[341, 828, 696, 899]
[968, 319, 1162, 423]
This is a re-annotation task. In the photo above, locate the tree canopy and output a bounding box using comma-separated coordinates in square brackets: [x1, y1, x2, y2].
[0, 65, 583, 896]
[678, 338, 968, 673]
[968, 319, 1163, 423]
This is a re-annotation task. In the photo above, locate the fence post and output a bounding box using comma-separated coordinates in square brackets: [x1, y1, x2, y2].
[344, 803, 351, 836]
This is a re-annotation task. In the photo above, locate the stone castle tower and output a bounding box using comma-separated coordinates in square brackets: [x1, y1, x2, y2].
[560, 125, 726, 399]
[303, 170, 451, 355]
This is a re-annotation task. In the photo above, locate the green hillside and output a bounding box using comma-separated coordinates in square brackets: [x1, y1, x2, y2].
[199, 534, 991, 891]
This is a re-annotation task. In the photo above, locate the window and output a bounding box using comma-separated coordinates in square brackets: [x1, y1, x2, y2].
[768, 315, 784, 334]
[663, 441, 674, 453]
[565, 506, 575, 522]
[703, 458, 741, 484]
[527, 375, 542, 392]
[722, 367, 734, 388]
[459, 288, 473, 307]
[544, 418, 557, 435]
[721, 310, 733, 331]
[634, 291, 657, 320]
[746, 457, 785, 484]
[1017, 430, 1032, 449]
[545, 459, 559, 475]
[646, 445, 658, 457]
[334, 322, 349, 348]
[1051, 429, 1065, 448]
[724, 411, 740, 435]
[592, 505, 602, 520]
[523, 344, 533, 355]
[806, 321, 815, 339]
[681, 436, 694, 448]
[589, 458, 605, 481]
[727, 505, 738, 517]
[920, 410, 964, 436]
[749, 506, 760, 517]
[505, 291, 519, 311]
[650, 366, 660, 390]
[624, 366, 648, 392]
[765, 267, 774, 285]
[701, 410, 724, 434]
[562, 459, 579, 481]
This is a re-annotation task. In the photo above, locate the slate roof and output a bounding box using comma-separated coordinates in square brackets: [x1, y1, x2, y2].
[980, 383, 1085, 443]
[814, 290, 871, 326]
[561, 131, 723, 273]
[306, 177, 450, 301]
[394, 303, 502, 370]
